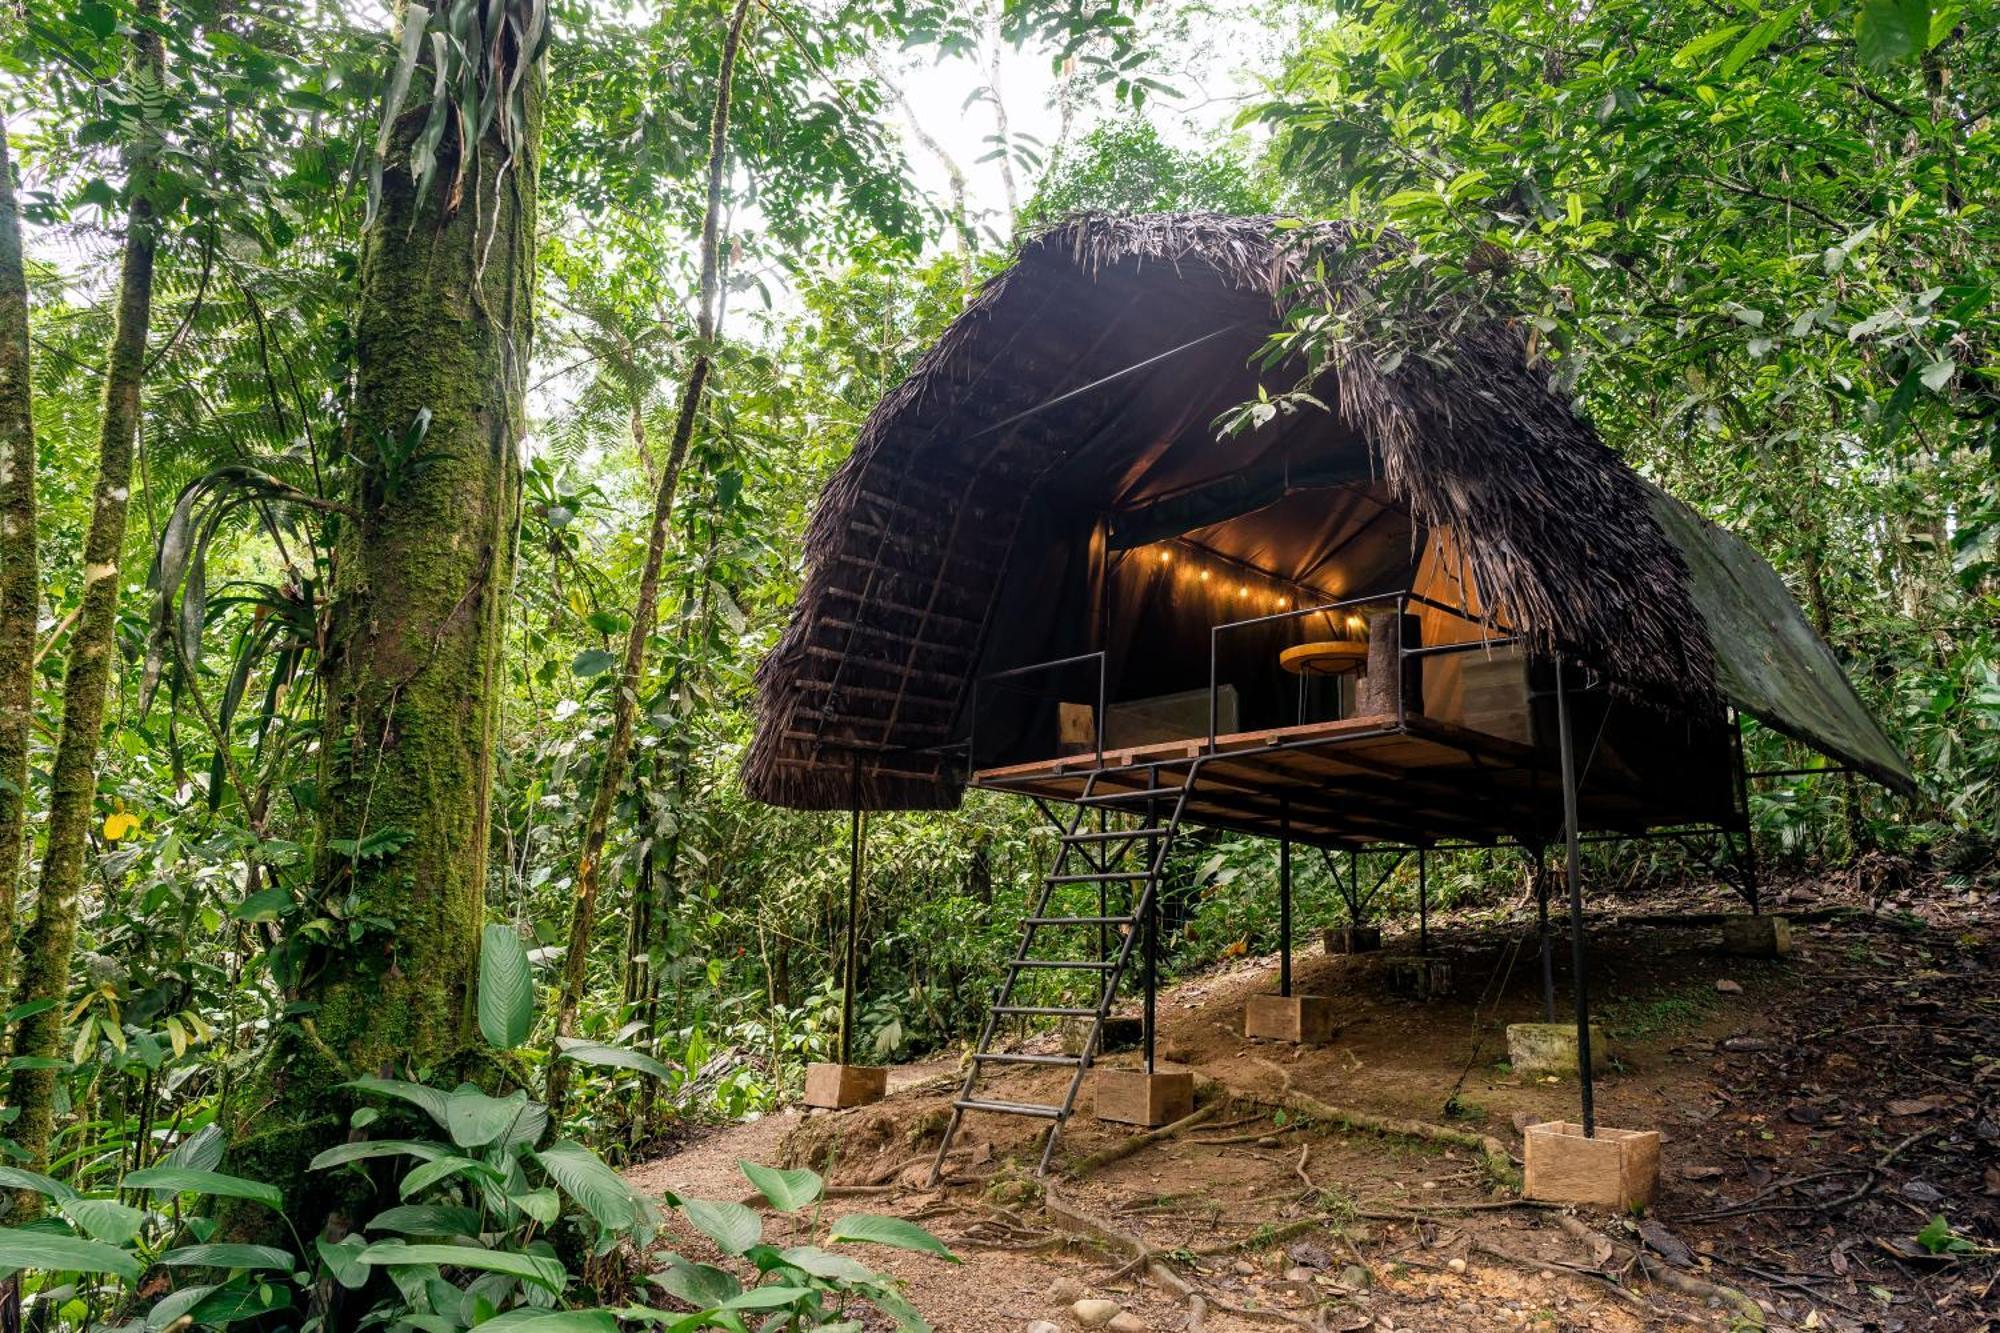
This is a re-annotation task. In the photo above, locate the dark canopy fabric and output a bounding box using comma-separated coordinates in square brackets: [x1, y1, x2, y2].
[1646, 488, 1918, 797]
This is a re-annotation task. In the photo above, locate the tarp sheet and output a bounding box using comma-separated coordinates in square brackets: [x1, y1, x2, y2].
[1646, 485, 1917, 796]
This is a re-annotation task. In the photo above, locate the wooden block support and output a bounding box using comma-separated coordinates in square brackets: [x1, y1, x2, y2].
[1506, 1022, 1608, 1075]
[1524, 1121, 1661, 1211]
[1721, 914, 1791, 958]
[1244, 994, 1337, 1044]
[804, 1063, 888, 1109]
[1094, 1069, 1194, 1128]
[1323, 925, 1381, 955]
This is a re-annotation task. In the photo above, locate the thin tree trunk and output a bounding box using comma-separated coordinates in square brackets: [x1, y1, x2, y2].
[4, 14, 162, 1197]
[984, 5, 1018, 221]
[863, 52, 975, 291]
[546, 0, 752, 1117]
[0, 112, 39, 1027]
[226, 4, 542, 1232]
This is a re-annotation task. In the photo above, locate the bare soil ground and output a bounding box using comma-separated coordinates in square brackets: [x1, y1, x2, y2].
[628, 870, 1998, 1332]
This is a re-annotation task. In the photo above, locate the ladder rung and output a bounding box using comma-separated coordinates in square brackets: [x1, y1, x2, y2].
[993, 1004, 1098, 1018]
[1050, 871, 1149, 883]
[1008, 958, 1115, 971]
[973, 1052, 1081, 1067]
[1023, 915, 1132, 927]
[954, 1097, 1065, 1119]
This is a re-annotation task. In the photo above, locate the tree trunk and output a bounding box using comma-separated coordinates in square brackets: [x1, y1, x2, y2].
[546, 0, 752, 1117]
[4, 19, 161, 1196]
[226, 10, 542, 1226]
[0, 112, 38, 1027]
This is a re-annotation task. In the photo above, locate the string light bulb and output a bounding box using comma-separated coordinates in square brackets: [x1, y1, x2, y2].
[1158, 549, 1171, 563]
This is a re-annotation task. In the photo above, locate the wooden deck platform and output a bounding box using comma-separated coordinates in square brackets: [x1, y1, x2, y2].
[971, 714, 1725, 847]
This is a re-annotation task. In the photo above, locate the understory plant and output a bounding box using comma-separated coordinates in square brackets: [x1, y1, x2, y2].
[0, 927, 950, 1330]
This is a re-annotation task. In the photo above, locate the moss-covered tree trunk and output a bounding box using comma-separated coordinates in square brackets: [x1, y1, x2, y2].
[228, 16, 541, 1224]
[545, 0, 751, 1117]
[0, 113, 39, 1025]
[4, 24, 161, 1193]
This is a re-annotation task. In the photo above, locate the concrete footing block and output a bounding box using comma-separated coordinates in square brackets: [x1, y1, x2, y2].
[804, 1063, 888, 1109]
[1524, 1121, 1661, 1210]
[1506, 1022, 1608, 1075]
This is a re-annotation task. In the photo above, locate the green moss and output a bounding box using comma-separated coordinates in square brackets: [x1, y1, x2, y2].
[224, 61, 544, 1236]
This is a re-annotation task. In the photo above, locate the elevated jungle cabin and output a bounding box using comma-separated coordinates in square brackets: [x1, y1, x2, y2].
[747, 213, 1915, 1175]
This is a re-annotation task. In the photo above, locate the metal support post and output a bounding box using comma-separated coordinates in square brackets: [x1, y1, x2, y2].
[1279, 799, 1293, 998]
[1555, 660, 1596, 1137]
[1417, 848, 1428, 956]
[840, 758, 866, 1068]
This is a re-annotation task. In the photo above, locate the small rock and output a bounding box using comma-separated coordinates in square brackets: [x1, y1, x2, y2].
[1106, 1316, 1147, 1333]
[1539, 1269, 1555, 1281]
[1339, 1263, 1371, 1290]
[1715, 979, 1743, 994]
[1284, 1266, 1316, 1283]
[1257, 1135, 1282, 1148]
[1232, 1259, 1257, 1275]
[1071, 1298, 1121, 1328]
[1447, 1258, 1467, 1275]
[1045, 1277, 1085, 1304]
[1027, 1323, 1061, 1333]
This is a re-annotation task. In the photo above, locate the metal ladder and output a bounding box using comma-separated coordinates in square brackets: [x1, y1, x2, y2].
[929, 769, 1192, 1180]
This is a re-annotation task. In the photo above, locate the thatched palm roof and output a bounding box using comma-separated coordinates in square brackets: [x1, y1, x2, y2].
[746, 212, 1909, 810]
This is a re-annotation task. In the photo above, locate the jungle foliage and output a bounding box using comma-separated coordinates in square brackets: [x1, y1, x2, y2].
[0, 0, 1991, 1327]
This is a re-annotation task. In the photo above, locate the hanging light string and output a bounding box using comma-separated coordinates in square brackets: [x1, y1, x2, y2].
[1139, 537, 1360, 629]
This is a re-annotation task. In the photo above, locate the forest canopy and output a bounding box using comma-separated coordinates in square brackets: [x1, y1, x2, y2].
[0, 0, 1991, 1327]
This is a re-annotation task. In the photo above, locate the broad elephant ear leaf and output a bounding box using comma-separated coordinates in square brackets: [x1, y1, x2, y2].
[479, 923, 534, 1050]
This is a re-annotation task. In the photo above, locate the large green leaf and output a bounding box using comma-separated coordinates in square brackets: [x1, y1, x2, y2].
[679, 1199, 761, 1256]
[156, 1243, 294, 1270]
[719, 1285, 812, 1310]
[400, 1155, 502, 1198]
[776, 1245, 877, 1282]
[533, 1141, 639, 1231]
[827, 1213, 957, 1261]
[318, 1234, 371, 1289]
[357, 1240, 567, 1291]
[474, 1310, 620, 1333]
[737, 1162, 821, 1213]
[123, 1166, 282, 1210]
[345, 1076, 452, 1129]
[163, 1123, 227, 1172]
[145, 1285, 217, 1330]
[184, 1282, 294, 1326]
[365, 1204, 483, 1237]
[0, 1166, 77, 1202]
[0, 1227, 144, 1281]
[479, 924, 534, 1051]
[445, 1085, 538, 1149]
[1855, 0, 1930, 67]
[61, 1197, 146, 1246]
[554, 1037, 675, 1082]
[649, 1255, 742, 1307]
[311, 1138, 451, 1170]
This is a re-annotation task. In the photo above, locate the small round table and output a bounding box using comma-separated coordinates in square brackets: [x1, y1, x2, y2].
[1279, 640, 1370, 677]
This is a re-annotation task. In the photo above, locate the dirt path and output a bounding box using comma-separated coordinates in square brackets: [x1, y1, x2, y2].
[627, 879, 1998, 1331]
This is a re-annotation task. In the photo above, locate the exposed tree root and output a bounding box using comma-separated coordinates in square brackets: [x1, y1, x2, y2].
[1068, 1098, 1224, 1177]
[1638, 1255, 1767, 1327]
[1213, 1067, 1520, 1189]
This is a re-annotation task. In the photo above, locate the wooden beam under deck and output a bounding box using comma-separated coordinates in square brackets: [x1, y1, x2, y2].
[971, 713, 1718, 848]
